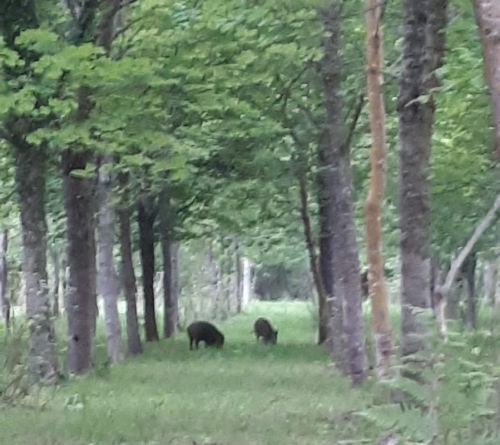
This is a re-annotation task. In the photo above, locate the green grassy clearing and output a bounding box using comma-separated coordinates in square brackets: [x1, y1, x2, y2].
[0, 301, 377, 445]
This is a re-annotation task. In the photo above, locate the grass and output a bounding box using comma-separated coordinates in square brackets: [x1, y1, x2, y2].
[0, 301, 376, 445]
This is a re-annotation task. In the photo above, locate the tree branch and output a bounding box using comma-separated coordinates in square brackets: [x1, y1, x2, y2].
[439, 193, 500, 296]
[433, 193, 500, 341]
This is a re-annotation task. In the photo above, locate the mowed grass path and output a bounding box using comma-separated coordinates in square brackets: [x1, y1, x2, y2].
[1, 301, 371, 445]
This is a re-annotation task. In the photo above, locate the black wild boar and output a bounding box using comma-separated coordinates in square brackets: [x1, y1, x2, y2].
[254, 317, 278, 345]
[187, 321, 225, 350]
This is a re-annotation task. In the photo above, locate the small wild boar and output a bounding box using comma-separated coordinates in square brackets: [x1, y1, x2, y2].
[253, 317, 278, 345]
[187, 321, 225, 350]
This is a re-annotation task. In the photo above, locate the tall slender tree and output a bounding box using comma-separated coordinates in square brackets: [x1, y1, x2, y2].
[96, 0, 124, 364]
[63, 0, 100, 374]
[159, 185, 178, 338]
[0, 0, 58, 383]
[364, 0, 393, 379]
[97, 156, 123, 363]
[321, 1, 366, 385]
[0, 230, 8, 323]
[316, 130, 336, 350]
[398, 0, 448, 374]
[138, 192, 159, 342]
[117, 171, 142, 355]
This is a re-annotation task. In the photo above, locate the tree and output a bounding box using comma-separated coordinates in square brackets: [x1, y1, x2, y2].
[159, 185, 178, 338]
[117, 171, 142, 356]
[138, 191, 159, 342]
[0, 0, 58, 383]
[316, 131, 335, 349]
[434, 194, 500, 338]
[364, 0, 393, 379]
[472, 0, 500, 159]
[63, 1, 100, 374]
[321, 1, 366, 385]
[97, 156, 123, 363]
[0, 229, 8, 324]
[95, 0, 124, 364]
[397, 0, 448, 375]
[296, 143, 332, 349]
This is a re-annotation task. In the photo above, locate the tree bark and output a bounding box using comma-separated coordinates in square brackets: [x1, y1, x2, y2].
[398, 0, 448, 369]
[117, 172, 142, 356]
[171, 242, 180, 329]
[63, 148, 97, 374]
[159, 186, 177, 339]
[63, 0, 103, 375]
[322, 2, 366, 385]
[298, 161, 331, 349]
[316, 130, 336, 350]
[482, 259, 496, 306]
[495, 256, 500, 311]
[97, 156, 123, 363]
[0, 229, 8, 323]
[364, 0, 393, 380]
[242, 257, 252, 309]
[473, 0, 500, 159]
[60, 253, 68, 315]
[1, 0, 58, 383]
[93, 0, 124, 364]
[462, 252, 477, 329]
[206, 243, 222, 320]
[15, 142, 58, 383]
[138, 194, 159, 342]
[234, 240, 243, 314]
[50, 245, 60, 317]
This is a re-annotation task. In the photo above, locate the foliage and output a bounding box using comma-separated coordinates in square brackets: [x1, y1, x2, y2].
[359, 327, 500, 444]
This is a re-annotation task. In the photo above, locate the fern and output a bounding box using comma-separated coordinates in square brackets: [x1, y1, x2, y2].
[357, 329, 500, 444]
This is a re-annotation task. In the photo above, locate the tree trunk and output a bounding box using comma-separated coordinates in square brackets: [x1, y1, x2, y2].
[462, 252, 477, 329]
[220, 243, 232, 317]
[63, 147, 97, 374]
[171, 242, 180, 329]
[482, 259, 496, 306]
[206, 243, 222, 320]
[159, 186, 177, 339]
[473, 0, 500, 159]
[15, 141, 58, 383]
[364, 0, 393, 380]
[117, 172, 142, 356]
[321, 2, 366, 385]
[429, 257, 442, 310]
[138, 194, 159, 342]
[316, 130, 336, 350]
[398, 0, 448, 370]
[242, 257, 252, 309]
[1, 0, 58, 381]
[50, 245, 60, 317]
[0, 229, 8, 323]
[234, 240, 243, 314]
[445, 280, 462, 320]
[495, 255, 500, 311]
[97, 156, 123, 363]
[60, 253, 67, 315]
[298, 163, 327, 328]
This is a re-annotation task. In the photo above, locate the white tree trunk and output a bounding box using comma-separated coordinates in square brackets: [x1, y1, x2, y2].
[483, 259, 496, 305]
[98, 157, 123, 363]
[242, 257, 252, 309]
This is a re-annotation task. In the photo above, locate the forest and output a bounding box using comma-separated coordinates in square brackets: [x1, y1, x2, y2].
[1, 0, 500, 444]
